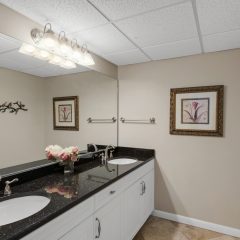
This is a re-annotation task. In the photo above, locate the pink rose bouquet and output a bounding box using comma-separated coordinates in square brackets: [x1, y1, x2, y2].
[45, 145, 63, 160]
[58, 146, 79, 162]
[45, 145, 79, 162]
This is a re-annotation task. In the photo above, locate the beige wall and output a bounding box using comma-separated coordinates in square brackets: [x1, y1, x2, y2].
[118, 50, 240, 229]
[0, 68, 46, 168]
[45, 71, 117, 150]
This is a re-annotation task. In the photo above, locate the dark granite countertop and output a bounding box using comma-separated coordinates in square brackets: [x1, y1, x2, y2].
[0, 147, 154, 240]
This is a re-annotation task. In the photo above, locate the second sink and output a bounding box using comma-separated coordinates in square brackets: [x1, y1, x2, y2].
[108, 158, 138, 165]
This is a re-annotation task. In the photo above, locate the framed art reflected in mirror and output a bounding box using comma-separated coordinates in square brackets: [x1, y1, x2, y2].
[53, 96, 79, 131]
[170, 85, 224, 137]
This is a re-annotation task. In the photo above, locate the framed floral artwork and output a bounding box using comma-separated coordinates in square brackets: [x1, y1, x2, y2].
[170, 85, 224, 136]
[53, 96, 79, 131]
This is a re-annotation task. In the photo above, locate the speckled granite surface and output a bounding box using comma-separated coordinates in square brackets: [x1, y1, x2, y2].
[0, 147, 154, 240]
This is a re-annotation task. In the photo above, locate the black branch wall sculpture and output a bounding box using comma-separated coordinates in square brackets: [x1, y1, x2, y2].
[0, 101, 28, 114]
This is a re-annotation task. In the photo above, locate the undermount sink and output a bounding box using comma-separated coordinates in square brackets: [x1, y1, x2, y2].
[108, 158, 138, 165]
[0, 195, 50, 226]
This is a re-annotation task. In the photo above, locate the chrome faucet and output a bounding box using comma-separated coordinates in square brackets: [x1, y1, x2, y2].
[104, 145, 115, 162]
[4, 178, 19, 196]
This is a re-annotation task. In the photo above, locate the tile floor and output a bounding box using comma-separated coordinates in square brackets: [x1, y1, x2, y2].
[133, 217, 239, 240]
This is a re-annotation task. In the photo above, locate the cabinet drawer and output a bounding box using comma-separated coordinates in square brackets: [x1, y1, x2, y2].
[95, 177, 125, 210]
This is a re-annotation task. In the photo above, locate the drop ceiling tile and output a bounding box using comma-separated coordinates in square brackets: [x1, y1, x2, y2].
[0, 33, 21, 53]
[142, 38, 201, 60]
[90, 0, 185, 21]
[72, 23, 136, 55]
[115, 1, 198, 48]
[103, 49, 150, 65]
[203, 29, 240, 53]
[0, 0, 108, 33]
[197, 0, 240, 35]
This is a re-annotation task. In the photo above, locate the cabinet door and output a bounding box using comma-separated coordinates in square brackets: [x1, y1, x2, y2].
[141, 170, 154, 222]
[94, 196, 121, 240]
[60, 216, 93, 240]
[122, 179, 143, 240]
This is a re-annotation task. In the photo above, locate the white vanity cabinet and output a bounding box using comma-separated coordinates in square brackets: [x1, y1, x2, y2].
[22, 160, 154, 240]
[122, 169, 154, 240]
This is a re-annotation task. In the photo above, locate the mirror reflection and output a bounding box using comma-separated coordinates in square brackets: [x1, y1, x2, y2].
[0, 33, 117, 169]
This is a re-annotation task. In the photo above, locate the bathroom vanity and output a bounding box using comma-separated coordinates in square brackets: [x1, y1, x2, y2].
[0, 147, 154, 240]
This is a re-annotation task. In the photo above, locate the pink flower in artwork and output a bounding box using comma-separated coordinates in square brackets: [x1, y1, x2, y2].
[192, 101, 199, 110]
[183, 100, 208, 123]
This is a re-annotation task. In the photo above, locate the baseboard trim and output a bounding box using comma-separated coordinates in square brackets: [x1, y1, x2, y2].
[152, 210, 240, 238]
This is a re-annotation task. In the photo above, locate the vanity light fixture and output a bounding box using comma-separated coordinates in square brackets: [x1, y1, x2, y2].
[41, 23, 58, 50]
[58, 31, 72, 57]
[18, 23, 95, 69]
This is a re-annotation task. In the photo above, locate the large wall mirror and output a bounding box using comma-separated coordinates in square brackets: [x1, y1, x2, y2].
[0, 33, 118, 169]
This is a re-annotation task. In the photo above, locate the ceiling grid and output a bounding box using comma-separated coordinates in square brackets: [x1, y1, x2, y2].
[191, 0, 204, 53]
[86, 0, 153, 60]
[0, 0, 240, 76]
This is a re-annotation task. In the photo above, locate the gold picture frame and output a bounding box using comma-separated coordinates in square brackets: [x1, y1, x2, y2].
[53, 96, 79, 131]
[170, 85, 224, 137]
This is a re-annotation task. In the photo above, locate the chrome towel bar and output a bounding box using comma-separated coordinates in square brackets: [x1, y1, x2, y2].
[87, 117, 116, 123]
[120, 117, 155, 124]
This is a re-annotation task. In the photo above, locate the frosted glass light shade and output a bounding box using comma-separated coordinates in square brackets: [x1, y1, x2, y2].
[72, 49, 84, 62]
[83, 52, 95, 66]
[59, 39, 72, 56]
[60, 60, 76, 69]
[18, 43, 36, 56]
[49, 55, 64, 65]
[41, 31, 58, 50]
[34, 49, 51, 60]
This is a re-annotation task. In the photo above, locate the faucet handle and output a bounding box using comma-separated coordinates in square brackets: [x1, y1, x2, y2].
[5, 178, 19, 185]
[99, 152, 105, 162]
[110, 150, 114, 158]
[4, 178, 19, 196]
